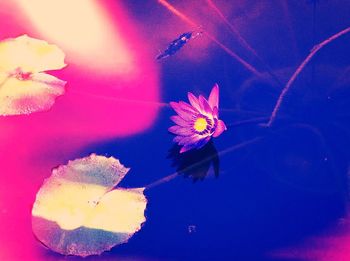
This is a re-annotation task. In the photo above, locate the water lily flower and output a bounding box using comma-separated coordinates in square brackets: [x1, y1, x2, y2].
[0, 35, 66, 116]
[169, 84, 227, 153]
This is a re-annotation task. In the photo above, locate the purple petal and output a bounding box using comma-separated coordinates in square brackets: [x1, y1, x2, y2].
[179, 136, 210, 153]
[170, 115, 190, 127]
[178, 101, 197, 113]
[180, 145, 194, 153]
[180, 143, 199, 153]
[168, 125, 193, 136]
[213, 120, 227, 138]
[187, 92, 201, 111]
[170, 102, 194, 121]
[198, 95, 213, 115]
[173, 136, 183, 143]
[208, 84, 219, 109]
[196, 136, 211, 149]
[212, 107, 218, 118]
[177, 135, 202, 146]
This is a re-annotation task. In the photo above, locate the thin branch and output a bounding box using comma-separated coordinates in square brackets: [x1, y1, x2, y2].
[69, 89, 169, 107]
[206, 0, 256, 57]
[264, 26, 350, 127]
[157, 0, 261, 76]
[226, 117, 269, 127]
[144, 137, 261, 190]
[280, 0, 300, 62]
[206, 0, 282, 86]
[69, 90, 270, 115]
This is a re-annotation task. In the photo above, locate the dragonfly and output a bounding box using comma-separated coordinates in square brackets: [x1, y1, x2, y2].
[157, 30, 202, 60]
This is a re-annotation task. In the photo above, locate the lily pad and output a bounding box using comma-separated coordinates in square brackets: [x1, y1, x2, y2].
[0, 35, 66, 116]
[32, 154, 147, 257]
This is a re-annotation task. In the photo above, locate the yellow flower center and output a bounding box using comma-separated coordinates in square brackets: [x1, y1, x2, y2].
[194, 118, 207, 132]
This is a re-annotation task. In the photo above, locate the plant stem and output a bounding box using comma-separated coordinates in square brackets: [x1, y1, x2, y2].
[226, 117, 269, 127]
[265, 26, 350, 127]
[206, 0, 282, 86]
[144, 137, 261, 190]
[69, 89, 169, 107]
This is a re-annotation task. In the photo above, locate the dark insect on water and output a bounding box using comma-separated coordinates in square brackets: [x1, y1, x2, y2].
[157, 31, 202, 60]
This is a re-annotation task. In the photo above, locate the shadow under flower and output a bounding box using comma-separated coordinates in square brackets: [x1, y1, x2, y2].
[167, 140, 219, 182]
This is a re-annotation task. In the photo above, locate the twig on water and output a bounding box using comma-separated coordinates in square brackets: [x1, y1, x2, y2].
[144, 137, 261, 190]
[206, 0, 282, 86]
[264, 26, 350, 127]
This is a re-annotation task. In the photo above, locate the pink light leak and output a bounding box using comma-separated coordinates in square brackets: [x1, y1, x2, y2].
[14, 0, 135, 77]
[269, 217, 350, 261]
[0, 1, 159, 260]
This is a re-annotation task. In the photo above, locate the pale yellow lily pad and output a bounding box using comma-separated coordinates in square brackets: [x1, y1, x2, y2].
[0, 34, 66, 73]
[0, 72, 65, 115]
[32, 154, 147, 257]
[0, 35, 66, 116]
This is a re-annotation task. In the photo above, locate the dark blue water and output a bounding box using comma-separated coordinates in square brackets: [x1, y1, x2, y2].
[82, 1, 350, 260]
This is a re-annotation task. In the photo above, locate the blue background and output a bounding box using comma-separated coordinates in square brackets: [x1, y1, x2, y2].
[82, 1, 349, 260]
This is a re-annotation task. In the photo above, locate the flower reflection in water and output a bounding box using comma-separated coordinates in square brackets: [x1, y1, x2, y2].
[168, 140, 219, 182]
